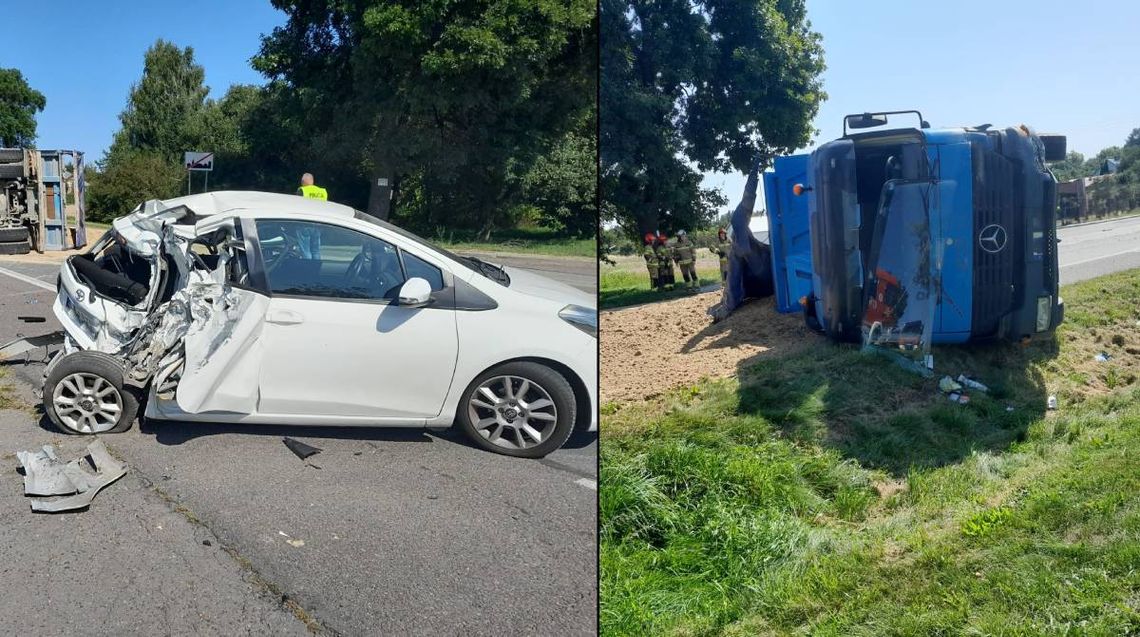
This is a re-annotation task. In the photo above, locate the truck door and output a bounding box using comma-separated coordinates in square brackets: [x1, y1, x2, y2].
[763, 154, 813, 313]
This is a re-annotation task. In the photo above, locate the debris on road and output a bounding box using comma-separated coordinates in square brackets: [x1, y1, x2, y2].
[15, 440, 127, 512]
[283, 437, 321, 460]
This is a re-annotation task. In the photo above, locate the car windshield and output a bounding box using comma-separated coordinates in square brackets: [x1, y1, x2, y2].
[352, 211, 510, 286]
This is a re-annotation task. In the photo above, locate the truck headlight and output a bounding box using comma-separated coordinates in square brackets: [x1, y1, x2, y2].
[1036, 296, 1051, 332]
[559, 304, 596, 338]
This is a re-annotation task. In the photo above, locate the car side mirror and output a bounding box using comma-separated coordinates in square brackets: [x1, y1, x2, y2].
[398, 277, 432, 308]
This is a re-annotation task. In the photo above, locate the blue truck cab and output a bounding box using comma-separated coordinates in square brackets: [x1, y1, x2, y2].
[764, 110, 1066, 346]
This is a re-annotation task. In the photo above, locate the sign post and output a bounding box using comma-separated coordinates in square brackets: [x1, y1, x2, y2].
[183, 152, 214, 194]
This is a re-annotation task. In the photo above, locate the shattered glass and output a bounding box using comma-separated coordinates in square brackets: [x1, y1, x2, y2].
[860, 180, 938, 372]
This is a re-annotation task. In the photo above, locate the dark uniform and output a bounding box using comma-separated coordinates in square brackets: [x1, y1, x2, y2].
[655, 240, 675, 289]
[710, 233, 730, 281]
[643, 241, 660, 290]
[674, 234, 699, 290]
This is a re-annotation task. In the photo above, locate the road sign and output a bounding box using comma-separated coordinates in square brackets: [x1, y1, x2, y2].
[184, 152, 214, 172]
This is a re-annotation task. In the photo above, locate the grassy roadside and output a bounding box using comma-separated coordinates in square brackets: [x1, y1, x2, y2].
[601, 268, 1140, 635]
[430, 227, 595, 258]
[601, 267, 723, 309]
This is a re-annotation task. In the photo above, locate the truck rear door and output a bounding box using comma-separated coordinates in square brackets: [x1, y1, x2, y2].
[763, 154, 813, 313]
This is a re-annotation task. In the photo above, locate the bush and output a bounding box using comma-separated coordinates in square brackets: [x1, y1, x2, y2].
[86, 151, 183, 222]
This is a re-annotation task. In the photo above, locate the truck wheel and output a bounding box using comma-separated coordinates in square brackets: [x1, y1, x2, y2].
[44, 351, 138, 435]
[456, 362, 576, 458]
[0, 227, 30, 243]
[0, 164, 24, 179]
[0, 149, 23, 162]
[0, 240, 31, 255]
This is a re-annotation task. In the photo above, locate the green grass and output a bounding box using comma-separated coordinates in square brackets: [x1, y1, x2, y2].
[430, 227, 595, 258]
[601, 268, 1140, 636]
[601, 267, 723, 309]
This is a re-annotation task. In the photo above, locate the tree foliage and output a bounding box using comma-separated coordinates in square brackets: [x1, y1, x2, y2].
[253, 0, 596, 237]
[600, 0, 824, 241]
[0, 68, 46, 147]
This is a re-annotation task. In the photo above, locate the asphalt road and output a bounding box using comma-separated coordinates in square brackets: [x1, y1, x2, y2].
[1056, 215, 1140, 285]
[0, 255, 596, 636]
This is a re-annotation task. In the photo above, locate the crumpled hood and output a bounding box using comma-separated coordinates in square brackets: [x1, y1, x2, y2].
[499, 266, 594, 308]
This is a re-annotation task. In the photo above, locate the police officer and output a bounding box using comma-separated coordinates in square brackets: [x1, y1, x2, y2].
[655, 232, 675, 290]
[673, 229, 699, 291]
[710, 227, 730, 281]
[296, 173, 328, 200]
[642, 232, 660, 290]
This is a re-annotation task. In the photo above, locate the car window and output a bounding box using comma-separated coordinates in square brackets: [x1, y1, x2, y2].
[255, 219, 406, 301]
[401, 250, 444, 291]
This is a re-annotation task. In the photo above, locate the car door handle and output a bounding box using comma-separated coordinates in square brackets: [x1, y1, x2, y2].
[266, 309, 304, 325]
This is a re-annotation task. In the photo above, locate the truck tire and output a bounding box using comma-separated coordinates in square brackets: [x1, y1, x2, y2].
[0, 240, 31, 255]
[0, 227, 29, 243]
[0, 163, 24, 179]
[44, 351, 139, 435]
[0, 149, 23, 162]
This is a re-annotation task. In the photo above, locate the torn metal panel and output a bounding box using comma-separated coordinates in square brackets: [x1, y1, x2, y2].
[174, 286, 267, 414]
[17, 440, 127, 511]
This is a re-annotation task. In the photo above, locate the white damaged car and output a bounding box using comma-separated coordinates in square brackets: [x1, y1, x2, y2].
[44, 191, 596, 458]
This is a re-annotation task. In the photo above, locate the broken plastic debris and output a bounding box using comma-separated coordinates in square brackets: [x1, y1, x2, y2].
[283, 437, 321, 460]
[956, 375, 989, 393]
[1094, 352, 1111, 362]
[1006, 405, 1015, 412]
[947, 392, 970, 405]
[1047, 395, 1058, 410]
[939, 376, 962, 393]
[286, 539, 305, 547]
[16, 440, 127, 512]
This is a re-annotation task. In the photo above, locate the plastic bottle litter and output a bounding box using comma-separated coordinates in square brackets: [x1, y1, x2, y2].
[1047, 395, 1058, 410]
[956, 374, 989, 393]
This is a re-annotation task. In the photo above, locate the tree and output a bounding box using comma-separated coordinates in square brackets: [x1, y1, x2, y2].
[254, 0, 595, 236]
[601, 0, 825, 241]
[1048, 151, 1090, 182]
[520, 123, 597, 237]
[85, 151, 184, 222]
[0, 69, 47, 147]
[107, 40, 209, 162]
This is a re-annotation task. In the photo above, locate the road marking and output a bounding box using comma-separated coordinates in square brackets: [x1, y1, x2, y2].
[575, 477, 596, 490]
[1062, 248, 1140, 269]
[0, 266, 55, 292]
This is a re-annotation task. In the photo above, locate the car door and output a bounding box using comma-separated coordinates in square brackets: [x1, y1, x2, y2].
[251, 218, 459, 421]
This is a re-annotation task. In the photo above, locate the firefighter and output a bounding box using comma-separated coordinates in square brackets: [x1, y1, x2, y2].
[642, 232, 660, 290]
[710, 226, 730, 281]
[296, 173, 328, 200]
[674, 229, 699, 291]
[655, 232, 675, 290]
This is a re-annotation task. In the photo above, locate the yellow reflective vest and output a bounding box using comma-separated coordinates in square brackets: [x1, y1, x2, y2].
[298, 184, 328, 200]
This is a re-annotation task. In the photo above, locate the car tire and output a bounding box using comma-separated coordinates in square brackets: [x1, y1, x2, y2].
[0, 239, 30, 255]
[456, 361, 576, 458]
[0, 227, 29, 243]
[44, 351, 139, 435]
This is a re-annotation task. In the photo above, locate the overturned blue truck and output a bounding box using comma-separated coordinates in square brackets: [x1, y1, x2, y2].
[713, 110, 1066, 362]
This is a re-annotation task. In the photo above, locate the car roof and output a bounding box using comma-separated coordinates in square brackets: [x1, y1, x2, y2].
[154, 190, 358, 220]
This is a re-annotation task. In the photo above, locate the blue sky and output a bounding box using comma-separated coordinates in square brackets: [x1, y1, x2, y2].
[703, 0, 1140, 215]
[4, 0, 286, 160]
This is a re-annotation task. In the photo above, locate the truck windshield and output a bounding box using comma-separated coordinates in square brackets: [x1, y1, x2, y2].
[860, 180, 937, 369]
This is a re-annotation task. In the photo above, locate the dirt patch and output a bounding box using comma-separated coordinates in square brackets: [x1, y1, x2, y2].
[600, 291, 815, 403]
[0, 228, 105, 265]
